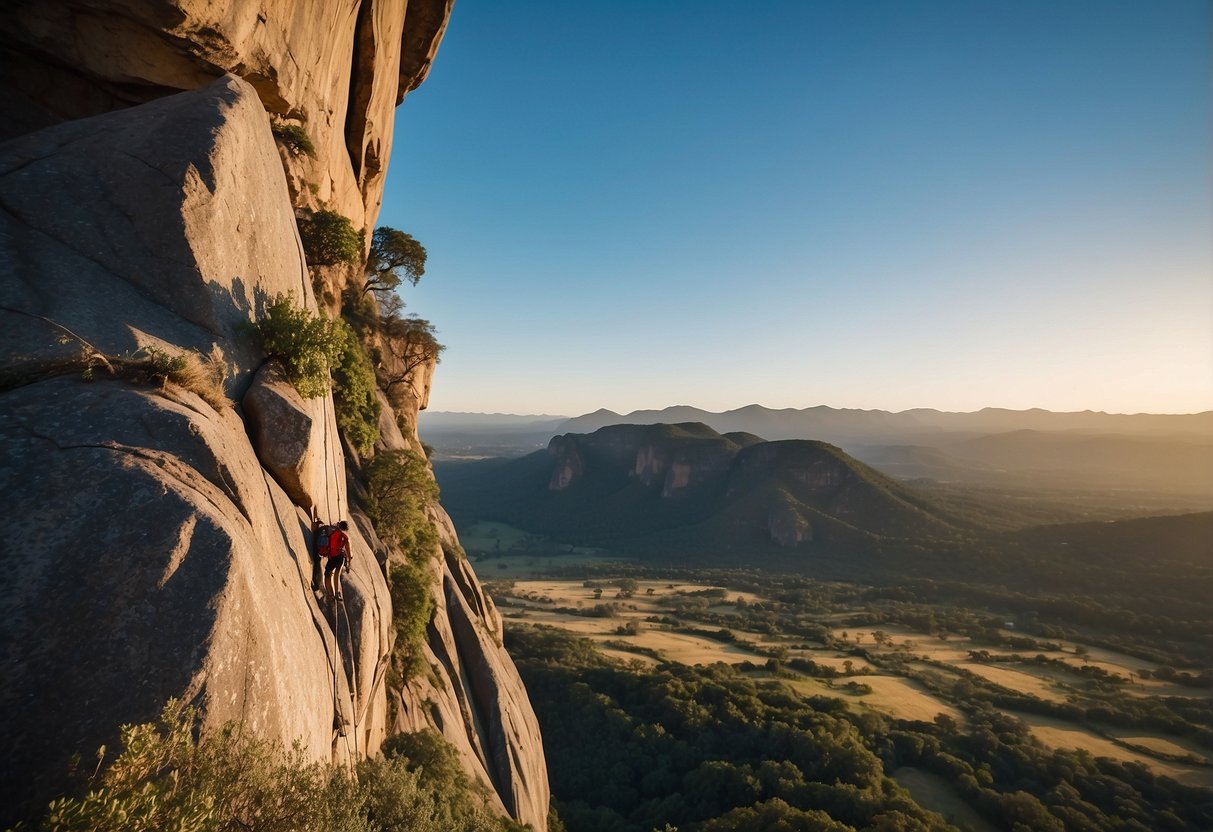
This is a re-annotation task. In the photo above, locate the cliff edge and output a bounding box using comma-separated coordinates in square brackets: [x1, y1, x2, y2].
[0, 3, 547, 828]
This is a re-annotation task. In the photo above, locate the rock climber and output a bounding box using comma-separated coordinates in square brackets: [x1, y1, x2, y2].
[314, 518, 352, 603]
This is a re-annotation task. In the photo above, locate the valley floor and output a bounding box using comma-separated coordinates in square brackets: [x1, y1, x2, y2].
[490, 575, 1213, 791]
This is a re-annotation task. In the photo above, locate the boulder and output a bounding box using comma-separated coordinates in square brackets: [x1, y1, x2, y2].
[242, 361, 346, 518]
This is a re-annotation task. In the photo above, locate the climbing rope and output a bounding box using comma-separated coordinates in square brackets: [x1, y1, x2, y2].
[332, 594, 356, 771]
[339, 593, 361, 761]
[315, 390, 356, 771]
[259, 467, 349, 768]
[318, 387, 361, 771]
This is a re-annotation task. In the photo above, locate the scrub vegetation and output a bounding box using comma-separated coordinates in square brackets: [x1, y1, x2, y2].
[367, 449, 440, 554]
[299, 209, 364, 267]
[19, 702, 521, 832]
[251, 292, 345, 399]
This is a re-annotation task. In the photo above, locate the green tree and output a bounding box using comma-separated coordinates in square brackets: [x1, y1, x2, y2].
[331, 320, 381, 456]
[298, 209, 363, 267]
[364, 227, 426, 295]
[367, 449, 439, 554]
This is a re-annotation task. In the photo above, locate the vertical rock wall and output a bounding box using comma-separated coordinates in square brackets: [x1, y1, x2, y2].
[0, 4, 548, 830]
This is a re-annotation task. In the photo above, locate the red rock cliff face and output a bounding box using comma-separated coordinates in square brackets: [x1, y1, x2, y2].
[0, 4, 549, 830]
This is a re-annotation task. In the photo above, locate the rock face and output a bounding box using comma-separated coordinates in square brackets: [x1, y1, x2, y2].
[546, 422, 746, 496]
[0, 74, 310, 393]
[0, 74, 383, 820]
[0, 9, 551, 831]
[1, 0, 451, 228]
[0, 376, 392, 820]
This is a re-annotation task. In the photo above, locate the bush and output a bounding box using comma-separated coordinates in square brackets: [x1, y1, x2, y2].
[26, 700, 366, 832]
[251, 292, 344, 399]
[271, 123, 316, 158]
[331, 320, 381, 456]
[21, 703, 520, 832]
[366, 449, 439, 554]
[388, 557, 435, 682]
[299, 209, 363, 267]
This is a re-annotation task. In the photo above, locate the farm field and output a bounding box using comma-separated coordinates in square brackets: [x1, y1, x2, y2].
[1006, 711, 1213, 789]
[486, 569, 1213, 793]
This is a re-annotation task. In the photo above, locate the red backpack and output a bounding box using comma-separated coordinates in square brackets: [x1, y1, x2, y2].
[316, 524, 338, 557]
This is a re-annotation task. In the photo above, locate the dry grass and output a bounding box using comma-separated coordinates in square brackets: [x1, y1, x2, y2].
[783, 674, 964, 723]
[156, 345, 231, 410]
[961, 663, 1070, 703]
[892, 768, 997, 832]
[1007, 711, 1213, 788]
[33, 343, 234, 411]
[1101, 729, 1211, 763]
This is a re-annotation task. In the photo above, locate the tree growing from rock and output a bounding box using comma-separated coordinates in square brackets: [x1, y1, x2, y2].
[377, 298, 445, 407]
[364, 227, 426, 295]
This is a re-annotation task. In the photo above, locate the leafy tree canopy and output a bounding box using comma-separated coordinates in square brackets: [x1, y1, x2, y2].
[365, 227, 427, 295]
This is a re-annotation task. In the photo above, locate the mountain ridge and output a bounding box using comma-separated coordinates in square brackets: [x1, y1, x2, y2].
[558, 403, 1213, 440]
[437, 422, 968, 555]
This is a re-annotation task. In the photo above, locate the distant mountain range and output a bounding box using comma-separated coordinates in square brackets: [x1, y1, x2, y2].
[424, 405, 1213, 498]
[557, 404, 1213, 442]
[435, 422, 969, 555]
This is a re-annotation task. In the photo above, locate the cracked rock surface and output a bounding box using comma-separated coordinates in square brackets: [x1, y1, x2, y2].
[0, 377, 392, 821]
[0, 11, 549, 832]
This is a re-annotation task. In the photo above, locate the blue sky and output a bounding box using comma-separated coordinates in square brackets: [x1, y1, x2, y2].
[379, 0, 1212, 416]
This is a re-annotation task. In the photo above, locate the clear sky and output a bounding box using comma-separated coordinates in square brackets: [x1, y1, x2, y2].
[378, 0, 1212, 417]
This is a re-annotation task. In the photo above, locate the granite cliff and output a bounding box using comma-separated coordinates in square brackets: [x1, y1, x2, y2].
[0, 3, 547, 828]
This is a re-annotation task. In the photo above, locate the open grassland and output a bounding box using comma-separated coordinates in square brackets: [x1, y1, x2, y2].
[1007, 711, 1213, 789]
[782, 674, 965, 723]
[960, 663, 1070, 703]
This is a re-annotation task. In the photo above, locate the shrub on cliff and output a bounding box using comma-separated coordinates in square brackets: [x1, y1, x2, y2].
[373, 730, 519, 832]
[366, 449, 439, 554]
[387, 556, 435, 683]
[298, 209, 363, 267]
[271, 123, 316, 158]
[27, 700, 366, 832]
[331, 320, 381, 456]
[251, 292, 343, 399]
[23, 703, 518, 831]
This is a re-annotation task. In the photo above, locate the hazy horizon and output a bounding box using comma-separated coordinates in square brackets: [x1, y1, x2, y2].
[382, 1, 1212, 416]
[420, 400, 1213, 420]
